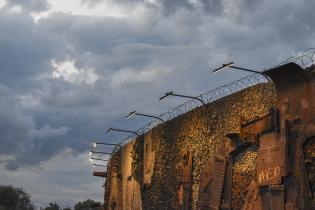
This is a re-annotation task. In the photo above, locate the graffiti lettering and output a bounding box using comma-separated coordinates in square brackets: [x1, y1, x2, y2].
[258, 166, 281, 183]
[258, 146, 280, 163]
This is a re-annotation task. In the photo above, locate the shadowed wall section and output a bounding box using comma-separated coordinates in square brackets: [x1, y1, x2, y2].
[128, 83, 276, 210]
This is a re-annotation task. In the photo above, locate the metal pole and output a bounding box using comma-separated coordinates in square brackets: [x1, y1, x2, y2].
[160, 91, 205, 105]
[134, 113, 165, 122]
[90, 151, 112, 155]
[90, 157, 109, 162]
[94, 142, 122, 148]
[229, 66, 264, 74]
[93, 164, 107, 168]
[107, 128, 139, 136]
[212, 62, 270, 80]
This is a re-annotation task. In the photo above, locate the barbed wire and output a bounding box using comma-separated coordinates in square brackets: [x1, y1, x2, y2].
[109, 48, 314, 163]
[268, 48, 315, 70]
[110, 73, 268, 153]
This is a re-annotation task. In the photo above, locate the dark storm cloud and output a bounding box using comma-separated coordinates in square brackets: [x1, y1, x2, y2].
[205, 0, 315, 69]
[0, 0, 315, 205]
[4, 0, 50, 12]
[0, 81, 73, 170]
[0, 0, 315, 172]
[83, 0, 260, 15]
[84, 0, 198, 14]
[0, 11, 66, 87]
[0, 84, 34, 155]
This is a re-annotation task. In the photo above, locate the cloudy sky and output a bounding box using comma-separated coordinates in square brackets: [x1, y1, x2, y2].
[0, 0, 314, 207]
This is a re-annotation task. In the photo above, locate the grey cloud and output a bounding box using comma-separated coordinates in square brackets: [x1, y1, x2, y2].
[4, 0, 50, 12]
[154, 0, 195, 14]
[1, 0, 315, 172]
[82, 0, 236, 15]
[81, 0, 196, 14]
[204, 0, 315, 69]
[81, 0, 106, 7]
[0, 11, 66, 87]
[0, 84, 35, 155]
[31, 125, 71, 139]
[0, 82, 73, 170]
[1, 0, 315, 205]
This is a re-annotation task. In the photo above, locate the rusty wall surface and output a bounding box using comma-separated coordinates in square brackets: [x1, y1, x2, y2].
[105, 64, 315, 210]
[143, 130, 155, 186]
[121, 140, 142, 210]
[131, 82, 276, 210]
[105, 141, 143, 210]
[261, 63, 315, 209]
[104, 154, 122, 210]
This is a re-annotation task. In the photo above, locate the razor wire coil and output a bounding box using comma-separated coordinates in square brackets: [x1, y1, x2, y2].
[269, 48, 315, 70]
[110, 48, 315, 159]
[111, 73, 268, 153]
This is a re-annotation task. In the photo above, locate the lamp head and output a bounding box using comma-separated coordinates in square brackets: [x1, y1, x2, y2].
[106, 128, 113, 134]
[89, 151, 92, 156]
[212, 62, 234, 73]
[159, 91, 173, 100]
[93, 142, 97, 148]
[125, 111, 137, 119]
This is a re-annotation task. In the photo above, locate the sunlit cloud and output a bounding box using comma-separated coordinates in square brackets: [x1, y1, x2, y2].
[32, 0, 129, 22]
[51, 59, 98, 85]
[0, 0, 6, 9]
[6, 4, 22, 13]
[110, 67, 171, 87]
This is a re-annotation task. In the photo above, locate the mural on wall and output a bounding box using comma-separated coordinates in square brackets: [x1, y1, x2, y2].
[104, 62, 315, 210]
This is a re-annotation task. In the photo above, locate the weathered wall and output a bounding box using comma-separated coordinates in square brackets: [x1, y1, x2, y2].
[105, 140, 143, 210]
[104, 154, 123, 210]
[131, 83, 276, 210]
[143, 131, 155, 186]
[121, 140, 142, 210]
[105, 64, 315, 210]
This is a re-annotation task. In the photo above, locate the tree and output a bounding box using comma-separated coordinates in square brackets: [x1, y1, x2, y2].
[44, 203, 60, 210]
[0, 185, 35, 210]
[74, 199, 102, 210]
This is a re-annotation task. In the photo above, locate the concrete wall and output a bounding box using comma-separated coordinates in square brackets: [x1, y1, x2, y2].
[105, 66, 315, 210]
[143, 130, 155, 186]
[104, 156, 122, 210]
[129, 83, 277, 210]
[120, 140, 142, 210]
